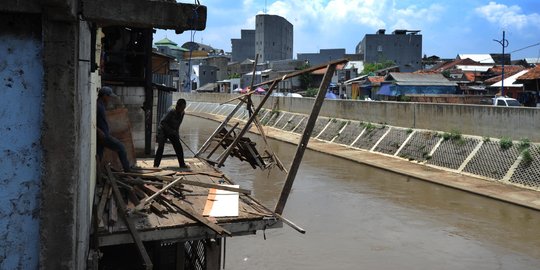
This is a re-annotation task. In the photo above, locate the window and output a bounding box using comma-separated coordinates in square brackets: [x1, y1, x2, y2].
[377, 45, 383, 52]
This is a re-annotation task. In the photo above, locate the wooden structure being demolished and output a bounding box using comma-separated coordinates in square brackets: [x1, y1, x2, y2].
[91, 58, 348, 269]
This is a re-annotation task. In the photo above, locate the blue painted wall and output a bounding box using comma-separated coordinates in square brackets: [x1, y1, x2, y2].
[0, 25, 43, 268]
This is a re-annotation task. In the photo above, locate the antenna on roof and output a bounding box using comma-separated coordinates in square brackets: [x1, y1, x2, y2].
[264, 0, 267, 13]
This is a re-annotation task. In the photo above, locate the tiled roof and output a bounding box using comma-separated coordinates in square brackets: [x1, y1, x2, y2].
[517, 65, 540, 80]
[368, 76, 384, 83]
[488, 65, 525, 75]
[311, 64, 345, 75]
[484, 66, 527, 84]
[433, 58, 481, 71]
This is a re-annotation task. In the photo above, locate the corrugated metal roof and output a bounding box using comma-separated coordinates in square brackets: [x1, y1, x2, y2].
[525, 58, 540, 64]
[455, 65, 491, 72]
[433, 58, 481, 71]
[343, 61, 364, 70]
[488, 70, 529, 88]
[387, 72, 457, 86]
[458, 54, 495, 64]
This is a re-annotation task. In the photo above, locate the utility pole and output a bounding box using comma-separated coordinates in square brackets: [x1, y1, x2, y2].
[493, 31, 509, 96]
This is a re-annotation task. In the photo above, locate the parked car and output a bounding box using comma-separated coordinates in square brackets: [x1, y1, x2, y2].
[270, 92, 302, 98]
[492, 96, 522, 107]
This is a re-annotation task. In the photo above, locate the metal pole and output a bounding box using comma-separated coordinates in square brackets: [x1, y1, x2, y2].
[494, 31, 509, 96]
[274, 63, 338, 215]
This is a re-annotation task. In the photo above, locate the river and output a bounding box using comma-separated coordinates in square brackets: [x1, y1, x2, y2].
[181, 115, 540, 270]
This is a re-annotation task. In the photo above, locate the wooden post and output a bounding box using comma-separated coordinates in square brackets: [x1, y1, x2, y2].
[274, 63, 338, 215]
[106, 166, 153, 269]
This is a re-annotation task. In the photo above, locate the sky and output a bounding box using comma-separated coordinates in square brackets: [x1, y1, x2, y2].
[155, 0, 540, 60]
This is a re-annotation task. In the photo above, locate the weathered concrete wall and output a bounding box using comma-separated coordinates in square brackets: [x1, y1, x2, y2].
[75, 20, 94, 270]
[187, 102, 540, 192]
[0, 13, 43, 269]
[176, 93, 540, 142]
[114, 86, 157, 155]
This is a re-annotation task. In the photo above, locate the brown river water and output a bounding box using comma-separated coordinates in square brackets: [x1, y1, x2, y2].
[181, 116, 540, 270]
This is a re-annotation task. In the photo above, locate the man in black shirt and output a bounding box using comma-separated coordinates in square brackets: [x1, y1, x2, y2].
[154, 99, 188, 169]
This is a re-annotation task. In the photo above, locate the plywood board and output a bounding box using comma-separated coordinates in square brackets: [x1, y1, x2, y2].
[102, 108, 136, 171]
[203, 185, 239, 217]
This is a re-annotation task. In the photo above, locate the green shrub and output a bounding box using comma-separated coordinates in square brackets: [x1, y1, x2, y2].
[305, 88, 318, 97]
[362, 122, 376, 131]
[521, 149, 533, 164]
[483, 136, 491, 142]
[499, 137, 513, 150]
[406, 128, 413, 134]
[518, 138, 531, 152]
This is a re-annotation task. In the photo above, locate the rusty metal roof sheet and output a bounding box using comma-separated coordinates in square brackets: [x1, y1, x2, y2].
[517, 65, 540, 80]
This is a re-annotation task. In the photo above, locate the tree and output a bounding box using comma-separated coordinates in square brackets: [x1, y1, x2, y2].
[298, 62, 313, 90]
[361, 60, 395, 75]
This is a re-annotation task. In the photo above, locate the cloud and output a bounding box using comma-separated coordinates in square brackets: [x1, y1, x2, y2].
[475, 1, 540, 30]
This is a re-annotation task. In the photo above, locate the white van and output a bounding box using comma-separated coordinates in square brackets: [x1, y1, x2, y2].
[492, 96, 522, 107]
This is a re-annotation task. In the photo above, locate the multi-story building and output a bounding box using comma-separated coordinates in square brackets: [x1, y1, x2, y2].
[255, 14, 293, 63]
[231, 29, 255, 62]
[297, 49, 347, 66]
[230, 14, 293, 64]
[356, 29, 422, 72]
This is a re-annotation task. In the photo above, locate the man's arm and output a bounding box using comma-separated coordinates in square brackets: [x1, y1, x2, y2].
[97, 127, 105, 143]
[160, 110, 177, 135]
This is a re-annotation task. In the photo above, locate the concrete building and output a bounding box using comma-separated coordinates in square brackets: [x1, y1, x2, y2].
[231, 29, 255, 62]
[297, 48, 347, 66]
[356, 29, 422, 72]
[0, 1, 206, 269]
[255, 14, 293, 63]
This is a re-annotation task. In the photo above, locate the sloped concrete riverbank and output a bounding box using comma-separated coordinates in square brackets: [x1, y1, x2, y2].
[186, 101, 540, 211]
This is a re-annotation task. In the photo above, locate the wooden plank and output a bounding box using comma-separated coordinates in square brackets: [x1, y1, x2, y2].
[109, 197, 118, 225]
[169, 198, 231, 236]
[202, 188, 217, 216]
[176, 171, 224, 178]
[96, 183, 111, 227]
[274, 63, 338, 215]
[254, 58, 348, 87]
[133, 177, 185, 212]
[106, 166, 153, 270]
[177, 179, 251, 195]
[203, 185, 239, 217]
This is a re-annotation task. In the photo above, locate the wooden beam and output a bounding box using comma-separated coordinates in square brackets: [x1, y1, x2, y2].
[81, 0, 207, 32]
[216, 80, 278, 167]
[274, 63, 338, 215]
[196, 100, 245, 156]
[177, 179, 251, 195]
[106, 166, 153, 270]
[254, 58, 348, 87]
[169, 198, 232, 236]
[133, 176, 185, 212]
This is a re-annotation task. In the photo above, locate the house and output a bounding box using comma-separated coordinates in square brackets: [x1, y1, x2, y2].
[378, 73, 457, 99]
[486, 69, 529, 97]
[356, 29, 422, 72]
[515, 65, 540, 106]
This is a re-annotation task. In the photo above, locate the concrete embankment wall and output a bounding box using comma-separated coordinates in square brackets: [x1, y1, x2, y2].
[176, 93, 540, 142]
[182, 99, 540, 192]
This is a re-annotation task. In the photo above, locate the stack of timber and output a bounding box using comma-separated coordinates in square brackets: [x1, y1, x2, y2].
[93, 158, 280, 247]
